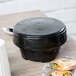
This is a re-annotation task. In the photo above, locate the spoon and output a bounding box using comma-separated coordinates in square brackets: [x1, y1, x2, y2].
[2, 27, 13, 35]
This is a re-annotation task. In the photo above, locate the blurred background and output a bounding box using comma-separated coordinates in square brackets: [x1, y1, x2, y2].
[0, 0, 76, 41]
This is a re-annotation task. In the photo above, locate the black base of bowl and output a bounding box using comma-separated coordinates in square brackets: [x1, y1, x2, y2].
[20, 47, 60, 62]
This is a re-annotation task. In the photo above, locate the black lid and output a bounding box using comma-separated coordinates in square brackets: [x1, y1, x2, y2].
[13, 17, 67, 50]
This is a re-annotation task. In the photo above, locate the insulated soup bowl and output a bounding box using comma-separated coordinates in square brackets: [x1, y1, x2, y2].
[13, 17, 67, 62]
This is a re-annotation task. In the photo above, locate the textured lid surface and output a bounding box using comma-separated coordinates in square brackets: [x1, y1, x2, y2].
[14, 17, 66, 36]
[13, 17, 67, 50]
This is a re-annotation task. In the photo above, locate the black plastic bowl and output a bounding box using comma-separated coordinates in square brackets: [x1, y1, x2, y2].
[20, 47, 60, 62]
[13, 17, 67, 62]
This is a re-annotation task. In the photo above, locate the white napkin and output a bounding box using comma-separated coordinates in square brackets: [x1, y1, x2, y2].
[0, 39, 11, 76]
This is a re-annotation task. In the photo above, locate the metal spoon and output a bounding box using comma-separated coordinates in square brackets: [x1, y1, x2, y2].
[2, 27, 13, 35]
